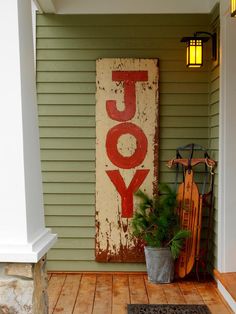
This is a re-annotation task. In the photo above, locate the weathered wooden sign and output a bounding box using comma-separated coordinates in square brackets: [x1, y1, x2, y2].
[96, 58, 159, 262]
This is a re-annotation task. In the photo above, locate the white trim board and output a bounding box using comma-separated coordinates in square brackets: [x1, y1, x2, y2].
[0, 229, 57, 263]
[218, 0, 236, 273]
[217, 281, 236, 313]
[35, 0, 218, 14]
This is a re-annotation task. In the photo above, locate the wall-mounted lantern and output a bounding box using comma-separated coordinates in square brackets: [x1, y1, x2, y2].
[181, 32, 217, 68]
[231, 0, 236, 17]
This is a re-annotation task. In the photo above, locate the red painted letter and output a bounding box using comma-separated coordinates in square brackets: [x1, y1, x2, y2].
[106, 71, 148, 121]
[106, 122, 148, 169]
[106, 169, 149, 218]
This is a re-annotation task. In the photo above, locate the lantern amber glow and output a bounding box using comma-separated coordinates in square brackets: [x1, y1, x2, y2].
[181, 32, 216, 68]
[186, 39, 203, 68]
[231, 0, 236, 17]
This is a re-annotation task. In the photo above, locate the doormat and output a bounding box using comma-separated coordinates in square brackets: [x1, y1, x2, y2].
[127, 304, 211, 314]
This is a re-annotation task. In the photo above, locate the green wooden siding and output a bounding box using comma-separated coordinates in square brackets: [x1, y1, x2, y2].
[208, 5, 220, 271]
[36, 14, 211, 271]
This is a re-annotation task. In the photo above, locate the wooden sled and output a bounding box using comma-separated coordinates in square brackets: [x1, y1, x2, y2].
[175, 170, 202, 278]
[168, 144, 216, 279]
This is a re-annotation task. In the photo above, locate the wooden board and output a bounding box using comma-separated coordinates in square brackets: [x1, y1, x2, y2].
[53, 274, 81, 314]
[214, 270, 236, 302]
[195, 282, 234, 314]
[48, 274, 66, 313]
[95, 58, 159, 262]
[112, 275, 130, 314]
[73, 274, 96, 314]
[129, 275, 149, 304]
[162, 283, 186, 304]
[144, 276, 167, 304]
[179, 281, 204, 304]
[92, 275, 113, 314]
[176, 170, 200, 278]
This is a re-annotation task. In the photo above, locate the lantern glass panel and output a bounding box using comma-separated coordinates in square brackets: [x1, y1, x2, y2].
[187, 39, 202, 68]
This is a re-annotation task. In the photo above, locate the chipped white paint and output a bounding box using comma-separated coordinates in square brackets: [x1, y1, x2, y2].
[96, 58, 159, 262]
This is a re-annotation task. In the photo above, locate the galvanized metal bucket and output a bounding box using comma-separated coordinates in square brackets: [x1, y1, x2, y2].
[144, 246, 174, 284]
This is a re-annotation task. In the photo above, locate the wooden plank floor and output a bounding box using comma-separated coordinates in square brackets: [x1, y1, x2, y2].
[47, 273, 234, 314]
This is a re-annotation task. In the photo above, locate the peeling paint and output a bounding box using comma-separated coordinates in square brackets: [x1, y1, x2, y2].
[96, 58, 159, 262]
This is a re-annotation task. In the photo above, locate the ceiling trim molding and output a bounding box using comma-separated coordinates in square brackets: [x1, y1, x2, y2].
[33, 0, 56, 13]
[35, 0, 219, 14]
[209, 0, 220, 12]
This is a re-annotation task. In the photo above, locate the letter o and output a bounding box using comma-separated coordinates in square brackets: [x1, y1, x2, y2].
[106, 122, 148, 169]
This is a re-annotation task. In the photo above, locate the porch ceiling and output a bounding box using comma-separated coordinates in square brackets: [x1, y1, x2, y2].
[34, 0, 218, 14]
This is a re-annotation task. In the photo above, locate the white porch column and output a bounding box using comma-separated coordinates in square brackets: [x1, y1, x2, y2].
[0, 0, 56, 263]
[219, 0, 236, 272]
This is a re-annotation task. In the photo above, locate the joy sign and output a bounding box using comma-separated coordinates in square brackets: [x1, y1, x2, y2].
[95, 59, 159, 262]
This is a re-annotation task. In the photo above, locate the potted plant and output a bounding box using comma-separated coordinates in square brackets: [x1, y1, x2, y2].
[131, 184, 190, 283]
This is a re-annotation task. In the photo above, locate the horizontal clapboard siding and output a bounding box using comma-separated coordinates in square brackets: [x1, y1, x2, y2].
[37, 13, 210, 271]
[208, 6, 220, 271]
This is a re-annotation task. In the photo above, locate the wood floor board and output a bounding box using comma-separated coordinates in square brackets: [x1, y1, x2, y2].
[53, 274, 81, 314]
[112, 275, 130, 314]
[178, 281, 204, 304]
[162, 283, 186, 304]
[92, 274, 112, 314]
[144, 276, 167, 304]
[48, 274, 66, 314]
[194, 282, 233, 314]
[129, 274, 149, 304]
[46, 273, 233, 314]
[73, 274, 96, 314]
